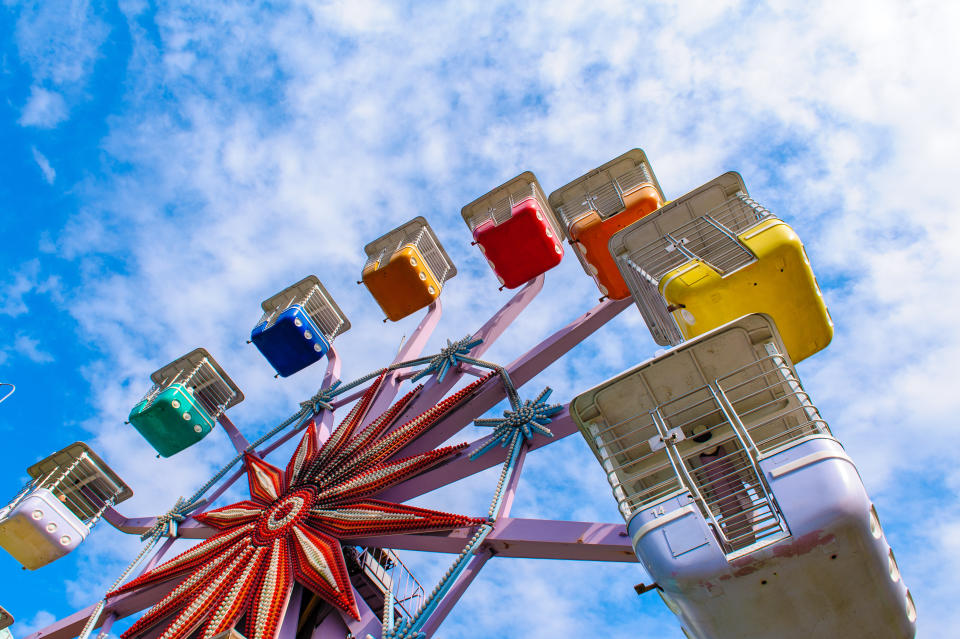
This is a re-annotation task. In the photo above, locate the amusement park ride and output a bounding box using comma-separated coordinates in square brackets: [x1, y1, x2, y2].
[0, 149, 915, 638]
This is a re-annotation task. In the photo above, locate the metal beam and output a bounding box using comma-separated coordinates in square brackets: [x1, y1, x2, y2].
[22, 580, 178, 639]
[392, 298, 631, 459]
[345, 517, 636, 563]
[387, 274, 545, 427]
[379, 409, 580, 504]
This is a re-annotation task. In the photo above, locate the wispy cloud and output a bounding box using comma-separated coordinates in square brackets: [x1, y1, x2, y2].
[8, 0, 110, 128]
[12, 334, 54, 364]
[30, 146, 56, 183]
[11, 610, 56, 638]
[0, 260, 61, 318]
[19, 87, 68, 128]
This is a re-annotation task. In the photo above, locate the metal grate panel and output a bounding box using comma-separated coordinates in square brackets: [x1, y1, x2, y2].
[549, 149, 664, 237]
[620, 256, 684, 346]
[148, 348, 243, 417]
[256, 275, 350, 340]
[461, 172, 562, 239]
[22, 442, 132, 526]
[362, 216, 458, 284]
[409, 225, 454, 284]
[624, 193, 771, 284]
[554, 165, 654, 228]
[355, 547, 425, 620]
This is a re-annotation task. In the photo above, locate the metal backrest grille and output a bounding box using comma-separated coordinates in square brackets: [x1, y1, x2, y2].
[364, 248, 387, 272]
[407, 226, 453, 284]
[257, 285, 347, 340]
[588, 413, 680, 519]
[300, 287, 347, 339]
[624, 193, 773, 283]
[555, 162, 654, 228]
[39, 453, 124, 525]
[620, 256, 684, 346]
[462, 173, 561, 239]
[479, 195, 513, 229]
[180, 358, 237, 420]
[489, 183, 563, 238]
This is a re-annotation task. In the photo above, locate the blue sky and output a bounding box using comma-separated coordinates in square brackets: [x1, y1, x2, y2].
[2, 1, 959, 637]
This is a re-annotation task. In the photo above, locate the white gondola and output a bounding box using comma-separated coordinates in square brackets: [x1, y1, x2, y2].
[570, 314, 915, 639]
[0, 443, 132, 570]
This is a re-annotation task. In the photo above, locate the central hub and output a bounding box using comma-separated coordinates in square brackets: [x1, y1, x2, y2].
[253, 487, 315, 544]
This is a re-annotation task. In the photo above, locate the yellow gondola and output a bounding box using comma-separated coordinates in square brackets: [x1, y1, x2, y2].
[609, 172, 832, 363]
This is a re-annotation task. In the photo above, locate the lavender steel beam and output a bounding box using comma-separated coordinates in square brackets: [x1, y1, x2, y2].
[393, 298, 631, 460]
[218, 415, 251, 456]
[358, 299, 443, 431]
[345, 517, 636, 563]
[94, 613, 116, 639]
[329, 385, 369, 409]
[337, 584, 381, 639]
[379, 402, 576, 504]
[277, 586, 302, 639]
[139, 537, 176, 576]
[310, 613, 349, 639]
[314, 345, 342, 441]
[388, 274, 544, 427]
[23, 580, 178, 639]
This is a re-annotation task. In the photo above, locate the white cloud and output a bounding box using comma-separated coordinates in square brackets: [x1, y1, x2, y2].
[0, 260, 61, 318]
[11, 610, 56, 638]
[9, 0, 110, 128]
[10, 1, 109, 85]
[12, 334, 54, 364]
[31, 147, 56, 184]
[18, 87, 68, 128]
[13, 0, 960, 636]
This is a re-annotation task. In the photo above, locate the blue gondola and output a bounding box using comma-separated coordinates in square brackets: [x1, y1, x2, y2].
[251, 276, 350, 377]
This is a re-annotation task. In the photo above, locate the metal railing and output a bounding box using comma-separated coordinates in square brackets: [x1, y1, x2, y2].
[686, 446, 782, 551]
[364, 226, 453, 286]
[467, 184, 562, 238]
[0, 383, 14, 405]
[620, 256, 684, 346]
[555, 163, 653, 227]
[621, 193, 772, 284]
[469, 194, 512, 231]
[141, 358, 237, 420]
[255, 286, 346, 340]
[408, 226, 453, 285]
[589, 344, 831, 554]
[364, 247, 388, 272]
[24, 453, 124, 527]
[183, 359, 237, 420]
[356, 547, 425, 619]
